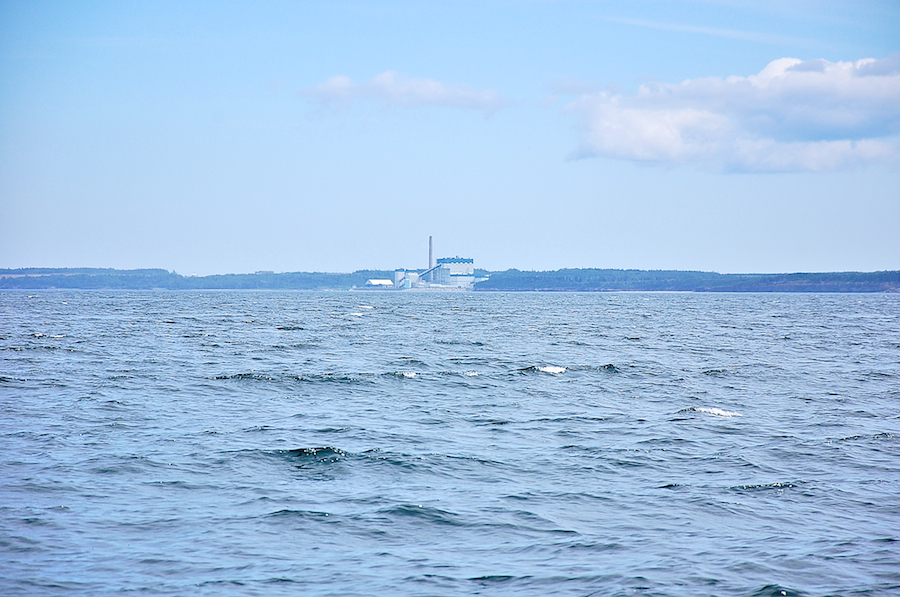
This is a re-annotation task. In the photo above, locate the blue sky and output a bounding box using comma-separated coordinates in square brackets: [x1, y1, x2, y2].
[1, 0, 898, 274]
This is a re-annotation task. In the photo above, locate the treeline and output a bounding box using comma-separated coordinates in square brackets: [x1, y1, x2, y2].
[0, 268, 394, 290]
[2, 267, 898, 292]
[473, 269, 900, 293]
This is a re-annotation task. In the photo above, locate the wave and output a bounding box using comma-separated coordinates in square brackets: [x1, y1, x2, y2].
[730, 481, 804, 493]
[211, 369, 506, 386]
[531, 415, 612, 424]
[517, 364, 619, 375]
[214, 372, 275, 382]
[282, 447, 345, 463]
[520, 365, 566, 374]
[834, 432, 895, 443]
[293, 373, 373, 384]
[232, 447, 425, 477]
[377, 504, 468, 527]
[678, 406, 742, 417]
[214, 372, 373, 385]
[392, 356, 429, 367]
[388, 371, 417, 379]
[266, 508, 334, 520]
[211, 363, 640, 384]
[751, 585, 806, 597]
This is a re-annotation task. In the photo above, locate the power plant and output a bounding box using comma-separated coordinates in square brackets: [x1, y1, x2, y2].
[363, 237, 480, 290]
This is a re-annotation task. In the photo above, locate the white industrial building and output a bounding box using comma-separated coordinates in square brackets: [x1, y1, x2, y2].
[375, 237, 479, 290]
[433, 257, 474, 287]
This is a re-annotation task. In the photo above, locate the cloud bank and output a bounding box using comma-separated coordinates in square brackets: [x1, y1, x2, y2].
[301, 71, 509, 116]
[565, 55, 900, 171]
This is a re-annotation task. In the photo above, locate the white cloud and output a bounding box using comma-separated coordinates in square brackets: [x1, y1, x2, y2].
[301, 71, 509, 116]
[565, 56, 900, 172]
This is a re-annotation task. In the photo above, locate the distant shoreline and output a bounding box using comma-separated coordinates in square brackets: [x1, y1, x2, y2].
[1, 267, 898, 293]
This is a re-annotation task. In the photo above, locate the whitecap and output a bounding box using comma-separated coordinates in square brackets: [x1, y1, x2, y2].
[697, 407, 742, 417]
[464, 371, 478, 377]
[356, 305, 375, 309]
[397, 371, 416, 378]
[537, 366, 566, 374]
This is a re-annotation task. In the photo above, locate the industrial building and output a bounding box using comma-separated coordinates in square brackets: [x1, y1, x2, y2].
[433, 257, 475, 287]
[364, 237, 480, 290]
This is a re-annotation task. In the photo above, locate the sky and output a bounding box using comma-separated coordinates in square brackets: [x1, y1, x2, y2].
[1, 0, 898, 275]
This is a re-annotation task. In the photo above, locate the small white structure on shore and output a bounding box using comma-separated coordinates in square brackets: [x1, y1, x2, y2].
[365, 278, 395, 287]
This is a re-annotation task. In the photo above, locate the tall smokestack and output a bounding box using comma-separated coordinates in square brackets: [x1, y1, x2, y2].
[428, 236, 433, 269]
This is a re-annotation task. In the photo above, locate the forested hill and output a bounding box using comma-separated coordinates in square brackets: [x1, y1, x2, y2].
[472, 269, 900, 293]
[1, 267, 898, 292]
[0, 268, 393, 290]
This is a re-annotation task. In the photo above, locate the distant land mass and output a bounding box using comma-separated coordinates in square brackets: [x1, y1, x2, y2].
[475, 269, 900, 292]
[1, 268, 898, 292]
[0, 268, 393, 290]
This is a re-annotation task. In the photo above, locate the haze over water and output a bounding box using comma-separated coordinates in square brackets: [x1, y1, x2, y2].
[2, 290, 899, 596]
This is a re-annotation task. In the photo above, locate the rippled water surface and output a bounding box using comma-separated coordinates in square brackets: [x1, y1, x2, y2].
[2, 290, 899, 596]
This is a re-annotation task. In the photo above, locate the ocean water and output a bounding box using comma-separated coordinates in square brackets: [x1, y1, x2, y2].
[1, 290, 898, 596]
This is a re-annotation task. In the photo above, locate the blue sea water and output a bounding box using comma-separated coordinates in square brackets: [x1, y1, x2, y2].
[1, 290, 899, 596]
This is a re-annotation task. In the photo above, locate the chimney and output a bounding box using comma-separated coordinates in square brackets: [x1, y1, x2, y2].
[428, 236, 433, 269]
